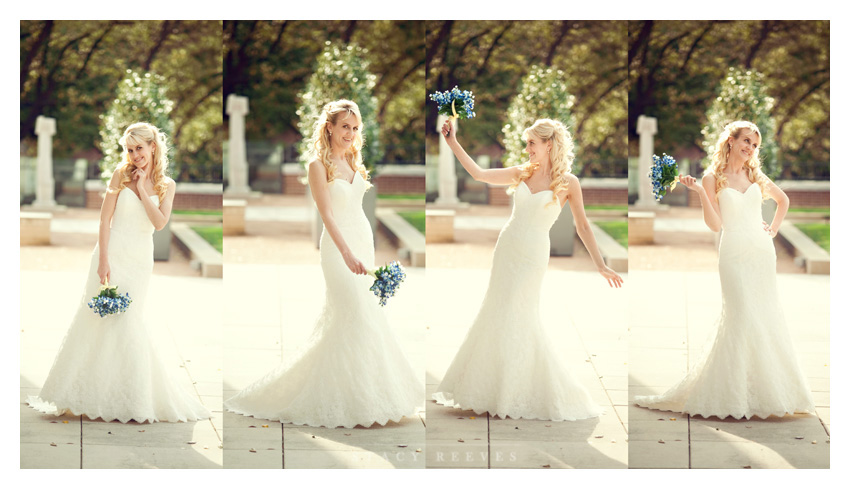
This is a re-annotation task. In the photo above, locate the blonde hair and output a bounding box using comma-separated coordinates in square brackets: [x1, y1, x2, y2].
[509, 119, 574, 207]
[705, 120, 768, 199]
[308, 99, 371, 188]
[112, 122, 170, 203]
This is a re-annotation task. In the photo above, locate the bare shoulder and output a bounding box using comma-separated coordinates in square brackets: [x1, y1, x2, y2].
[308, 159, 327, 177]
[702, 172, 717, 188]
[165, 177, 176, 188]
[565, 172, 581, 196]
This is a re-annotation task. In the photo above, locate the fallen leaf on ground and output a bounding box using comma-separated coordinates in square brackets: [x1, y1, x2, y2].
[658, 440, 665, 444]
[542, 464, 551, 468]
[249, 449, 256, 453]
[344, 433, 351, 436]
[669, 418, 676, 421]
[458, 438, 464, 443]
[49, 442, 57, 447]
[398, 444, 408, 448]
[595, 435, 604, 439]
[262, 425, 269, 428]
[138, 430, 145, 432]
[812, 441, 817, 444]
[416, 449, 422, 453]
[62, 420, 69, 424]
[743, 465, 752, 469]
[187, 441, 197, 445]
[795, 436, 804, 440]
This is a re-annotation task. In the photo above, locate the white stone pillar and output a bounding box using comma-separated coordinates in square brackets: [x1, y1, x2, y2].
[225, 94, 252, 196]
[435, 115, 459, 205]
[635, 115, 659, 208]
[32, 116, 58, 209]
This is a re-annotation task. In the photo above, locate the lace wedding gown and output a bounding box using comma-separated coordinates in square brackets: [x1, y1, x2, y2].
[634, 183, 815, 419]
[27, 190, 211, 423]
[432, 181, 603, 421]
[224, 172, 422, 428]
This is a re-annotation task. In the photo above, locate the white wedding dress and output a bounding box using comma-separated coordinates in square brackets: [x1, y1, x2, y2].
[27, 190, 211, 423]
[433, 181, 603, 421]
[634, 183, 815, 419]
[224, 172, 422, 428]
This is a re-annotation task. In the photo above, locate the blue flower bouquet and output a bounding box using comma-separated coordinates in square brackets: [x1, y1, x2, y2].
[368, 261, 407, 307]
[88, 282, 132, 318]
[430, 86, 476, 120]
[648, 153, 680, 201]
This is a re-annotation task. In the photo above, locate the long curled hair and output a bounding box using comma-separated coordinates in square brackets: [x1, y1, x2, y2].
[111, 122, 170, 204]
[508, 119, 575, 207]
[705, 120, 768, 199]
[308, 99, 371, 188]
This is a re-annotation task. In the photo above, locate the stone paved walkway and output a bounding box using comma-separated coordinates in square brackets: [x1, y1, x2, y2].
[223, 264, 426, 468]
[426, 268, 629, 469]
[628, 270, 829, 469]
[20, 271, 223, 469]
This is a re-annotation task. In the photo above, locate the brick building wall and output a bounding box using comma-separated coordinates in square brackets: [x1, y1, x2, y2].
[85, 181, 223, 210]
[487, 179, 628, 206]
[686, 181, 829, 208]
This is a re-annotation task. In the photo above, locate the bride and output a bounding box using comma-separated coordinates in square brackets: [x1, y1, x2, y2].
[433, 118, 623, 421]
[27, 122, 211, 423]
[224, 99, 422, 428]
[633, 120, 815, 419]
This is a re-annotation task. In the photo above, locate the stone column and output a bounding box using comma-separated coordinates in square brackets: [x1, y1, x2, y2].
[635, 115, 659, 208]
[435, 115, 459, 205]
[32, 116, 58, 209]
[225, 94, 252, 196]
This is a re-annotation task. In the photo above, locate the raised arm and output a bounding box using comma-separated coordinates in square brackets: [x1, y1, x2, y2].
[566, 175, 623, 288]
[308, 160, 367, 275]
[441, 118, 521, 186]
[680, 173, 722, 232]
[97, 170, 122, 284]
[136, 172, 176, 231]
[763, 178, 789, 238]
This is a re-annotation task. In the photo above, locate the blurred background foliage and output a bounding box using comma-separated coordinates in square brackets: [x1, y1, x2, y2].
[628, 20, 829, 179]
[20, 20, 223, 182]
[426, 20, 627, 177]
[295, 42, 382, 172]
[223, 20, 425, 165]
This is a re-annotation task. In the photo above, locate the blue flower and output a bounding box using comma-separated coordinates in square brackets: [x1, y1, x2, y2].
[647, 153, 680, 201]
[430, 86, 476, 120]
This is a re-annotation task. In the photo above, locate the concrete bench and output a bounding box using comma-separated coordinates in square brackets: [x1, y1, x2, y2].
[778, 222, 829, 274]
[223, 199, 246, 236]
[628, 211, 655, 245]
[171, 222, 223, 278]
[589, 221, 628, 273]
[425, 209, 455, 243]
[21, 212, 51, 245]
[375, 208, 425, 267]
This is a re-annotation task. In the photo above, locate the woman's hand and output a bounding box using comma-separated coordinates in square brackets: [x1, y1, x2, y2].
[441, 118, 457, 143]
[133, 167, 149, 187]
[97, 260, 110, 285]
[679, 175, 702, 192]
[342, 250, 368, 275]
[599, 265, 623, 288]
[763, 221, 778, 238]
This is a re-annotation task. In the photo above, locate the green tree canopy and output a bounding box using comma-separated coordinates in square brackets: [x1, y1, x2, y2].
[629, 20, 829, 179]
[20, 20, 223, 182]
[426, 20, 627, 177]
[223, 20, 425, 164]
